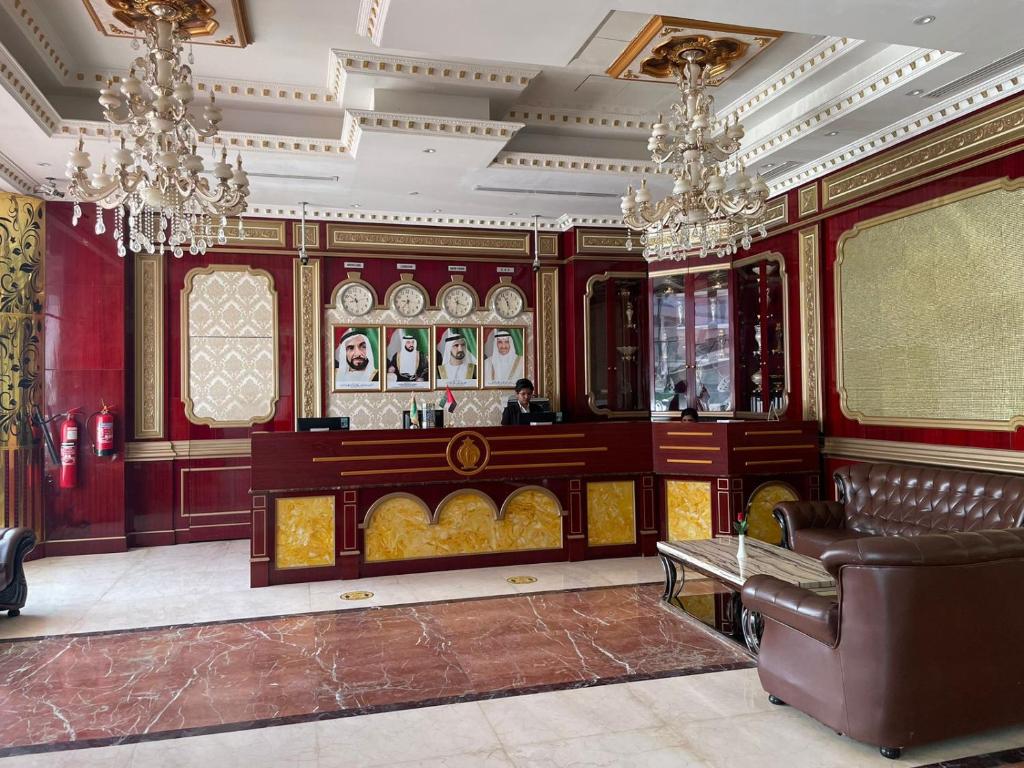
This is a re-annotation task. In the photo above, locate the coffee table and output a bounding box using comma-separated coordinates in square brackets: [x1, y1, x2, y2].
[657, 537, 835, 655]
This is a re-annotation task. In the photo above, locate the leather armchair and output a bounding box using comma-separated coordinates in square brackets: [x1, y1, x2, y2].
[774, 463, 1024, 558]
[0, 527, 37, 616]
[742, 529, 1024, 759]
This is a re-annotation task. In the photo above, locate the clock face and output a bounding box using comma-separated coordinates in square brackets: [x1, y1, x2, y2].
[493, 286, 524, 319]
[340, 283, 374, 316]
[392, 283, 427, 317]
[442, 285, 475, 318]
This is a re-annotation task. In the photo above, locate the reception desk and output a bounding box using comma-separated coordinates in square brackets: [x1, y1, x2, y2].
[249, 422, 656, 586]
[249, 420, 820, 587]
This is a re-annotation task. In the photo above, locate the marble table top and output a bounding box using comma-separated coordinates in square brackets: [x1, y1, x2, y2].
[657, 537, 835, 594]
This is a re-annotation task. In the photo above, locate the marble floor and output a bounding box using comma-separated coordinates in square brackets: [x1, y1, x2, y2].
[2, 542, 1023, 767]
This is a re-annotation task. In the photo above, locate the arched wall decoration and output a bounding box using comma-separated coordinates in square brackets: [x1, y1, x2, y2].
[744, 480, 799, 545]
[181, 264, 279, 427]
[362, 487, 563, 562]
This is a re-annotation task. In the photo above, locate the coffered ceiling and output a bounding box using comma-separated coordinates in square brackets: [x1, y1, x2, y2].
[1, 0, 1022, 230]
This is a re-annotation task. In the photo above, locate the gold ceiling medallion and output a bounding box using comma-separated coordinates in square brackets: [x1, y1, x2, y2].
[607, 16, 782, 85]
[82, 0, 251, 48]
[445, 430, 491, 476]
[641, 35, 747, 84]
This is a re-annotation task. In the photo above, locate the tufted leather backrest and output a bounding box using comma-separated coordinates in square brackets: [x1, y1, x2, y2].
[834, 463, 1024, 537]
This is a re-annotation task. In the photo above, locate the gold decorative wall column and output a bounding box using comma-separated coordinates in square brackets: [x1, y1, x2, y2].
[535, 266, 561, 411]
[293, 258, 322, 425]
[133, 253, 165, 438]
[0, 193, 44, 536]
[798, 225, 823, 428]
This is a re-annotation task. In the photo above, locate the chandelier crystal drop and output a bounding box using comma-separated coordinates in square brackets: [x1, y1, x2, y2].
[65, 2, 249, 258]
[620, 47, 769, 263]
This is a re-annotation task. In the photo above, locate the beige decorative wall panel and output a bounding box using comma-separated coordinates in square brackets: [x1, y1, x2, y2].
[293, 259, 322, 424]
[535, 267, 560, 411]
[182, 265, 278, 427]
[134, 253, 165, 438]
[799, 225, 823, 428]
[836, 178, 1024, 430]
[325, 296, 534, 430]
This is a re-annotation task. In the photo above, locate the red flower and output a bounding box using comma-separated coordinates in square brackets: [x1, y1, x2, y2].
[737, 512, 746, 522]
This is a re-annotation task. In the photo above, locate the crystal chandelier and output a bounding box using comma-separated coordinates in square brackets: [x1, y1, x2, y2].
[65, 2, 249, 258]
[620, 46, 769, 262]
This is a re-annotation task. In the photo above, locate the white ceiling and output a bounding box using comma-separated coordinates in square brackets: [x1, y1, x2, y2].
[1, 0, 1022, 229]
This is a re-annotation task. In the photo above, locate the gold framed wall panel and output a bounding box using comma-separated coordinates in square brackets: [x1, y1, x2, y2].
[292, 222, 320, 250]
[798, 225, 823, 428]
[535, 266, 561, 411]
[181, 265, 280, 427]
[326, 224, 530, 256]
[203, 219, 285, 247]
[133, 253, 165, 439]
[835, 178, 1024, 430]
[823, 94, 1024, 209]
[797, 183, 819, 218]
[293, 258, 322, 425]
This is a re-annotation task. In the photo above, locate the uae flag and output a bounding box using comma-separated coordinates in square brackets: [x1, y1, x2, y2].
[438, 387, 458, 412]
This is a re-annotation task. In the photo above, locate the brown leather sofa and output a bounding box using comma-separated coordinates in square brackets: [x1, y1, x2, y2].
[742, 529, 1024, 759]
[774, 463, 1024, 558]
[0, 526, 37, 616]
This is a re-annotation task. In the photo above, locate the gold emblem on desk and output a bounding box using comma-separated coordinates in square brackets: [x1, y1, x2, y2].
[446, 430, 491, 476]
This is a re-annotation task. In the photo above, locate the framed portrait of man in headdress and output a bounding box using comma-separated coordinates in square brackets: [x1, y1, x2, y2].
[383, 326, 431, 391]
[434, 326, 480, 389]
[482, 327, 526, 389]
[331, 325, 382, 392]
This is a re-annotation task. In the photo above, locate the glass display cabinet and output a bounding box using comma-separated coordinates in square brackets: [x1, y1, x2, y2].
[585, 273, 648, 415]
[651, 252, 788, 417]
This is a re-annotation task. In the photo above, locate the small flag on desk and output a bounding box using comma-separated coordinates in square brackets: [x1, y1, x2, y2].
[410, 395, 418, 425]
[440, 387, 457, 413]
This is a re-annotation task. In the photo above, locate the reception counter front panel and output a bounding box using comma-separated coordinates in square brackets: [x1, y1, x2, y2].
[250, 422, 654, 585]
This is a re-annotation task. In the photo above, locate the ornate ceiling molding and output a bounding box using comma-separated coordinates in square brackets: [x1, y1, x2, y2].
[356, 0, 391, 47]
[4, 0, 73, 80]
[504, 107, 653, 134]
[329, 49, 538, 104]
[244, 205, 567, 231]
[0, 42, 61, 133]
[772, 70, 1024, 195]
[342, 110, 524, 158]
[0, 151, 36, 194]
[739, 48, 957, 166]
[59, 120, 350, 155]
[491, 152, 657, 175]
[717, 36, 863, 123]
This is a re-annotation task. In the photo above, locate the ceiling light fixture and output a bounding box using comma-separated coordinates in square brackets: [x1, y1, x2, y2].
[422, 148, 436, 154]
[64, 2, 249, 258]
[433, 208, 442, 213]
[621, 46, 768, 262]
[37, 162, 51, 167]
[409, 191, 419, 196]
[907, 89, 926, 96]
[825, 131, 840, 136]
[351, 203, 361, 208]
[913, 15, 936, 25]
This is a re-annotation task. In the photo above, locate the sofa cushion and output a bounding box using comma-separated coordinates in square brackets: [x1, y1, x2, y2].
[792, 527, 871, 559]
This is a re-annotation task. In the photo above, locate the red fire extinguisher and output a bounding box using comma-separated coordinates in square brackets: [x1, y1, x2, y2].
[59, 408, 81, 489]
[89, 402, 115, 457]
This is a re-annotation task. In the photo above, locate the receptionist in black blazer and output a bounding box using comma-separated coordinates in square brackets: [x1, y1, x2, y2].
[501, 378, 545, 426]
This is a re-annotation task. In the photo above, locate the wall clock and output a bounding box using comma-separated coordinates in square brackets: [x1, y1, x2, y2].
[339, 282, 374, 317]
[492, 284, 525, 319]
[441, 283, 476, 318]
[391, 282, 428, 318]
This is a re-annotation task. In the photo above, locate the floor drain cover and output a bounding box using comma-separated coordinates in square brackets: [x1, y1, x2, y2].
[506, 575, 538, 584]
[340, 590, 374, 600]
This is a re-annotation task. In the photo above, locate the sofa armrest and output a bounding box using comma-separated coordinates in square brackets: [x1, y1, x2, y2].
[741, 574, 839, 647]
[772, 500, 845, 549]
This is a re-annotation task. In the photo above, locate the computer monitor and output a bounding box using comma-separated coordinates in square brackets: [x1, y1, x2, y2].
[297, 417, 349, 432]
